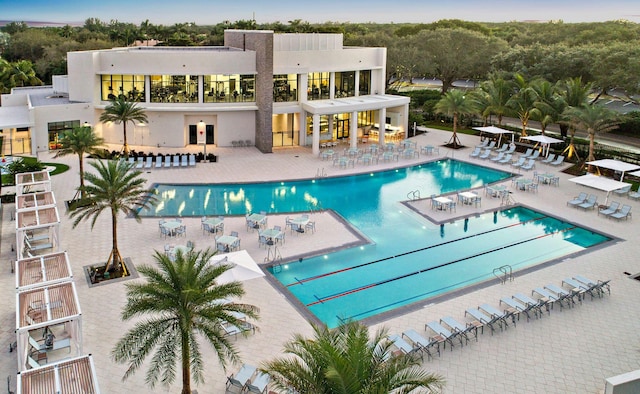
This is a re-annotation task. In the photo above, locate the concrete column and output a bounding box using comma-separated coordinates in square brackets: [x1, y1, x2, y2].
[328, 115, 334, 142]
[350, 111, 358, 148]
[378, 107, 386, 143]
[312, 114, 320, 156]
[354, 70, 360, 96]
[300, 73, 308, 102]
[329, 72, 335, 99]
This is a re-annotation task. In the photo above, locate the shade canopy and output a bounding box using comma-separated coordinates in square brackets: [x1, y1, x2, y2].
[628, 169, 640, 177]
[585, 159, 640, 180]
[473, 126, 514, 145]
[208, 250, 264, 284]
[569, 173, 632, 204]
[521, 135, 564, 145]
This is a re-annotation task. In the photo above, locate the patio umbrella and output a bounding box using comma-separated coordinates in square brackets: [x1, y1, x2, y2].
[568, 173, 632, 204]
[585, 159, 640, 181]
[521, 135, 564, 158]
[208, 250, 265, 284]
[472, 126, 514, 146]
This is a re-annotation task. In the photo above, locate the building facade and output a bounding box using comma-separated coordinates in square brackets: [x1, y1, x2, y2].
[0, 30, 409, 156]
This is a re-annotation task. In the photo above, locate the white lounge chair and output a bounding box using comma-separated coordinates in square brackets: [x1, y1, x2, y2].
[440, 316, 477, 343]
[387, 334, 424, 360]
[144, 156, 153, 169]
[545, 283, 580, 306]
[245, 371, 270, 393]
[478, 303, 513, 328]
[173, 155, 180, 167]
[476, 139, 489, 148]
[541, 153, 556, 164]
[155, 156, 163, 168]
[610, 204, 631, 220]
[464, 308, 502, 335]
[495, 143, 508, 152]
[401, 329, 440, 360]
[498, 153, 512, 164]
[598, 201, 620, 217]
[490, 152, 504, 162]
[500, 297, 537, 322]
[469, 147, 481, 158]
[574, 275, 611, 297]
[180, 155, 188, 167]
[562, 277, 600, 301]
[164, 155, 171, 168]
[520, 148, 533, 158]
[567, 192, 588, 207]
[136, 157, 144, 169]
[549, 155, 565, 166]
[513, 292, 548, 316]
[528, 150, 541, 160]
[226, 364, 257, 392]
[479, 149, 492, 159]
[188, 154, 196, 166]
[511, 157, 526, 168]
[577, 194, 597, 210]
[613, 184, 631, 196]
[521, 159, 536, 171]
[425, 321, 456, 349]
[628, 185, 640, 200]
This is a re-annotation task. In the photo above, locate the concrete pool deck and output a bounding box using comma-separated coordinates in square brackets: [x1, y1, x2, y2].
[2, 129, 639, 393]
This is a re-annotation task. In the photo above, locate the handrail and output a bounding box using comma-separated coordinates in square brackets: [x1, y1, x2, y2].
[265, 246, 283, 264]
[406, 190, 421, 201]
[315, 167, 327, 178]
[492, 264, 513, 284]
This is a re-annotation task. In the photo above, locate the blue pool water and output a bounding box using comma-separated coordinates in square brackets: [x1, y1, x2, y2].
[140, 159, 611, 327]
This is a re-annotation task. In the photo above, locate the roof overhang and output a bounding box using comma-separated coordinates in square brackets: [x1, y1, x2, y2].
[301, 94, 409, 115]
[0, 106, 32, 129]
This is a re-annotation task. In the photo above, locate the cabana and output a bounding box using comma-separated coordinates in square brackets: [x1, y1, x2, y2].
[16, 191, 56, 210]
[585, 159, 640, 181]
[472, 126, 514, 146]
[16, 251, 73, 291]
[15, 204, 60, 259]
[569, 173, 632, 204]
[16, 282, 83, 371]
[17, 354, 100, 394]
[521, 135, 564, 158]
[15, 171, 51, 196]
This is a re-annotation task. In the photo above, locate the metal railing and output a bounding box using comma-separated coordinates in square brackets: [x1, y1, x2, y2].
[493, 264, 514, 284]
[407, 190, 421, 201]
[265, 246, 282, 264]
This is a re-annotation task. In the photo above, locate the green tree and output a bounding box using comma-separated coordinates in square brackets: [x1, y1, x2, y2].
[263, 321, 445, 394]
[6, 59, 42, 88]
[113, 248, 259, 394]
[564, 104, 619, 164]
[54, 125, 104, 198]
[69, 159, 156, 273]
[558, 77, 593, 159]
[530, 79, 565, 135]
[474, 76, 514, 126]
[99, 96, 148, 157]
[435, 89, 474, 148]
[507, 73, 537, 137]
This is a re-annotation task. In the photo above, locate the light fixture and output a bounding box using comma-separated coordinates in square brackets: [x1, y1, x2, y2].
[83, 121, 91, 128]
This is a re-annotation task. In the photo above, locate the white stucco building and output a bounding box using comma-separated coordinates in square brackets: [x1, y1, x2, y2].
[0, 30, 409, 156]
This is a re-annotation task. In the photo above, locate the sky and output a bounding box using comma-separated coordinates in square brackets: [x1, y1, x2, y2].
[0, 0, 639, 26]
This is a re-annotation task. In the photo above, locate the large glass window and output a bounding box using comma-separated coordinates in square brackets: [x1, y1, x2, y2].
[307, 72, 329, 100]
[48, 120, 80, 150]
[335, 71, 355, 98]
[203, 74, 255, 103]
[150, 75, 198, 103]
[101, 75, 145, 101]
[359, 70, 371, 95]
[273, 74, 298, 102]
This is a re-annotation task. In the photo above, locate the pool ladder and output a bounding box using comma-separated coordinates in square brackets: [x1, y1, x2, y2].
[265, 246, 282, 265]
[316, 167, 327, 178]
[493, 264, 514, 284]
[407, 190, 421, 201]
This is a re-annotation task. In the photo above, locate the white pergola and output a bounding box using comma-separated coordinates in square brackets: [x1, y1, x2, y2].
[15, 171, 51, 196]
[15, 251, 73, 292]
[16, 282, 83, 371]
[15, 204, 60, 259]
[472, 126, 514, 146]
[17, 355, 100, 394]
[585, 159, 640, 181]
[569, 173, 632, 204]
[521, 135, 564, 158]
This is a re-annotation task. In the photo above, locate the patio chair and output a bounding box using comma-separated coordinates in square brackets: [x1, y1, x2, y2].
[305, 221, 316, 233]
[424, 321, 456, 350]
[504, 144, 516, 154]
[173, 155, 180, 167]
[567, 192, 588, 207]
[541, 153, 556, 164]
[562, 277, 600, 301]
[231, 231, 239, 237]
[520, 148, 533, 159]
[226, 364, 257, 392]
[577, 194, 597, 210]
[155, 156, 163, 168]
[401, 329, 440, 360]
[164, 155, 171, 168]
[598, 201, 620, 217]
[440, 316, 477, 343]
[475, 139, 489, 148]
[628, 185, 640, 200]
[136, 157, 144, 169]
[499, 297, 537, 322]
[574, 275, 611, 297]
[175, 225, 186, 238]
[478, 303, 514, 328]
[498, 153, 512, 164]
[144, 156, 153, 169]
[464, 308, 502, 335]
[478, 148, 492, 159]
[387, 334, 424, 360]
[545, 283, 580, 306]
[513, 292, 548, 316]
[188, 154, 196, 166]
[521, 159, 536, 171]
[258, 234, 269, 249]
[511, 157, 526, 168]
[495, 143, 508, 152]
[609, 204, 631, 220]
[549, 155, 565, 166]
[469, 147, 481, 158]
[245, 371, 270, 393]
[486, 141, 496, 150]
[180, 155, 188, 167]
[490, 152, 504, 162]
[528, 150, 541, 160]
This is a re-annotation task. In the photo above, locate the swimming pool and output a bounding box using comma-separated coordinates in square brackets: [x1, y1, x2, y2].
[140, 159, 611, 327]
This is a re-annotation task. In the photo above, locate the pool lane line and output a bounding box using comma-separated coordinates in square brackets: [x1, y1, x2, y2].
[305, 226, 576, 307]
[285, 214, 551, 287]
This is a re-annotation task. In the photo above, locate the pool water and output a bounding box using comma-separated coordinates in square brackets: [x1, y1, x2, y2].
[140, 159, 611, 327]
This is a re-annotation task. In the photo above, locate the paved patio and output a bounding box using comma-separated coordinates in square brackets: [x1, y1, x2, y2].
[2, 129, 640, 393]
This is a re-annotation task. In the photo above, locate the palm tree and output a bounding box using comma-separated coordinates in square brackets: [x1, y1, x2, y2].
[69, 159, 156, 273]
[6, 60, 42, 88]
[113, 248, 259, 394]
[564, 104, 619, 165]
[475, 76, 514, 126]
[435, 89, 474, 148]
[99, 96, 148, 157]
[559, 77, 593, 159]
[507, 73, 537, 137]
[530, 79, 566, 136]
[54, 125, 104, 199]
[263, 321, 445, 394]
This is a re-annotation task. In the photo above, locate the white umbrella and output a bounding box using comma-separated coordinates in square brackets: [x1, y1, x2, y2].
[521, 135, 564, 158]
[209, 250, 265, 284]
[585, 159, 640, 181]
[472, 126, 514, 146]
[569, 173, 632, 204]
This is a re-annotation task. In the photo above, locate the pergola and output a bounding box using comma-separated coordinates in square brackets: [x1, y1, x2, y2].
[17, 355, 101, 394]
[15, 251, 73, 291]
[16, 191, 56, 210]
[16, 282, 83, 371]
[585, 159, 640, 181]
[15, 204, 60, 259]
[15, 171, 51, 196]
[472, 126, 514, 146]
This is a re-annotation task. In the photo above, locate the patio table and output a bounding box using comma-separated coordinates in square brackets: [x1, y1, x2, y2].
[246, 213, 267, 231]
[433, 196, 453, 211]
[260, 228, 282, 245]
[216, 235, 239, 252]
[458, 191, 479, 205]
[203, 217, 223, 233]
[161, 220, 183, 237]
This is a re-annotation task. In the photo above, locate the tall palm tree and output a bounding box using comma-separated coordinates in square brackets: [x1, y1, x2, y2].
[6, 60, 42, 88]
[476, 76, 514, 126]
[507, 73, 537, 137]
[564, 104, 619, 165]
[559, 77, 593, 159]
[54, 125, 104, 199]
[99, 96, 148, 157]
[530, 79, 566, 136]
[69, 159, 156, 273]
[435, 89, 474, 148]
[263, 321, 445, 394]
[113, 248, 259, 394]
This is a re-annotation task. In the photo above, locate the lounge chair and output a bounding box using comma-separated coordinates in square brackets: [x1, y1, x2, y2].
[521, 159, 536, 171]
[545, 283, 580, 306]
[511, 157, 526, 168]
[155, 156, 163, 168]
[424, 321, 456, 350]
[464, 308, 502, 335]
[504, 144, 516, 155]
[528, 150, 541, 160]
[577, 194, 597, 210]
[136, 157, 144, 169]
[164, 155, 171, 168]
[188, 154, 196, 166]
[387, 334, 423, 360]
[226, 364, 257, 392]
[440, 316, 477, 343]
[562, 277, 600, 301]
[495, 143, 508, 152]
[512, 292, 548, 316]
[486, 141, 496, 150]
[598, 201, 620, 217]
[245, 371, 270, 393]
[173, 155, 180, 167]
[520, 148, 533, 159]
[144, 156, 153, 169]
[469, 147, 481, 158]
[476, 139, 489, 148]
[610, 204, 631, 220]
[180, 155, 188, 167]
[567, 192, 588, 207]
[549, 155, 565, 166]
[478, 303, 513, 328]
[628, 185, 640, 200]
[401, 329, 440, 360]
[498, 153, 512, 164]
[574, 275, 611, 297]
[613, 184, 631, 196]
[532, 287, 564, 311]
[500, 297, 537, 322]
[541, 153, 556, 164]
[490, 152, 504, 162]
